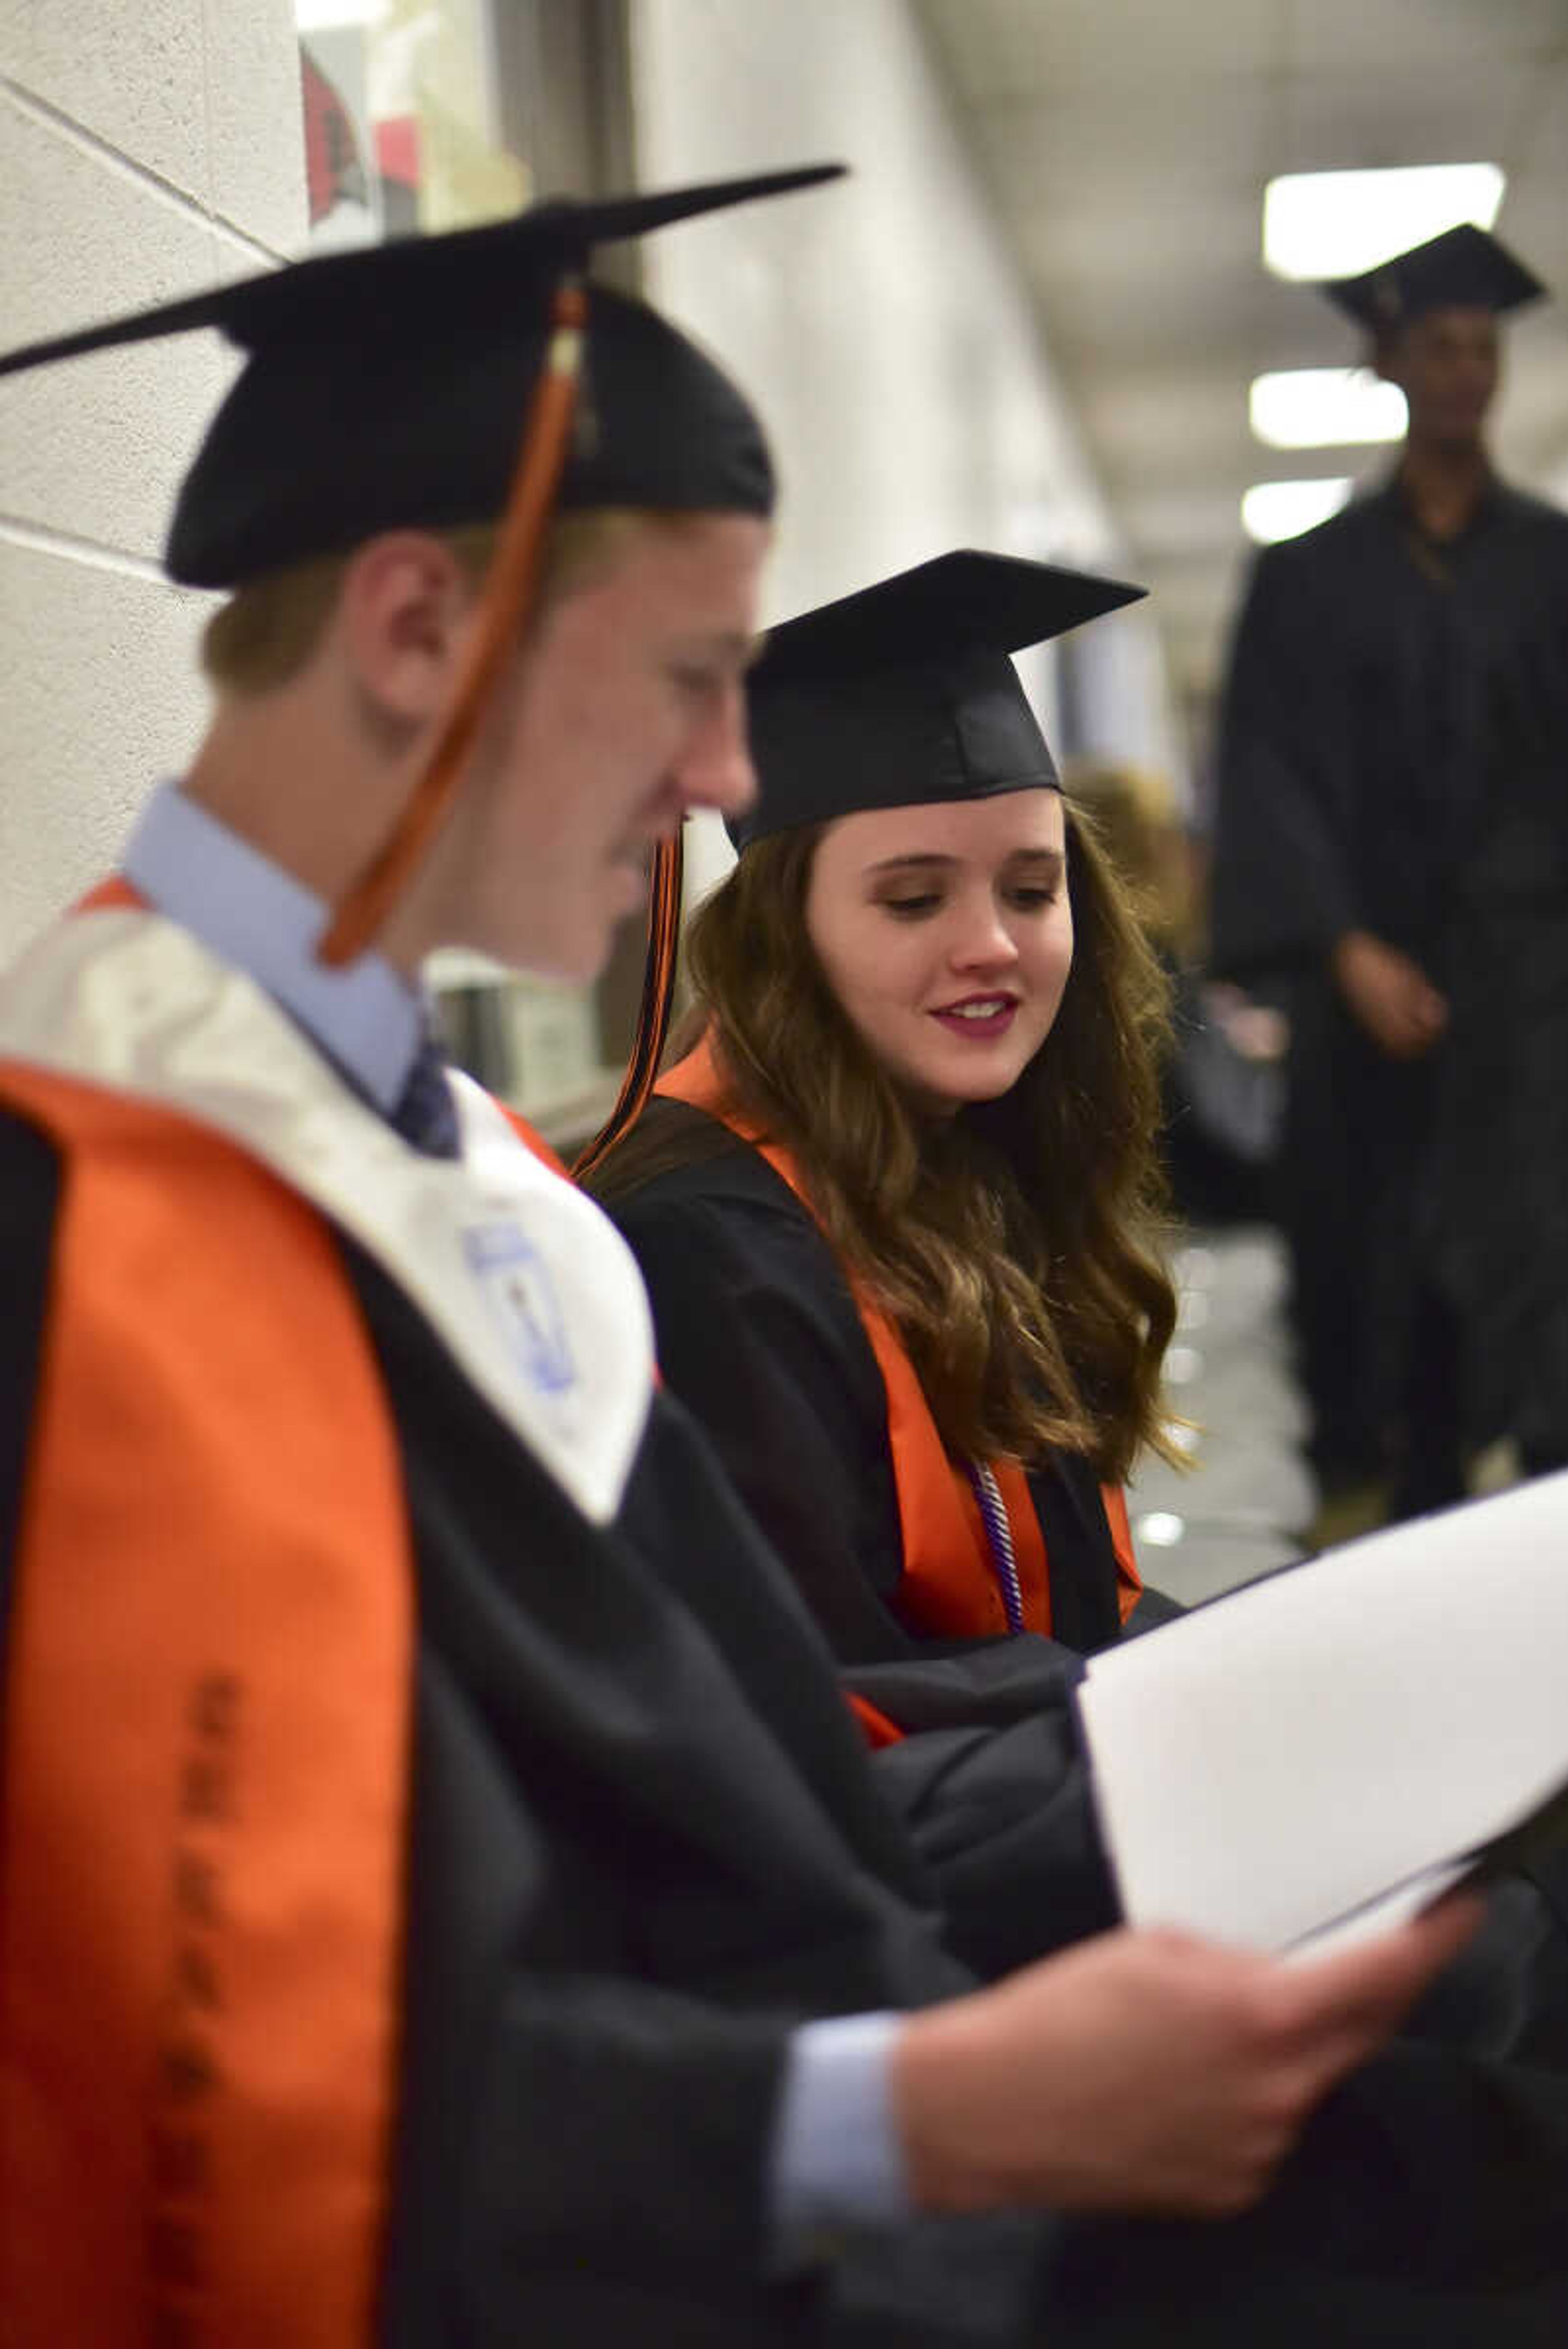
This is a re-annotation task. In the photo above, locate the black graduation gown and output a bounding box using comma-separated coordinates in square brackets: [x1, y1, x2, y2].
[1211, 476, 1568, 1477]
[602, 1100, 1140, 1976]
[604, 1103, 1132, 1659]
[9, 1096, 1568, 2346]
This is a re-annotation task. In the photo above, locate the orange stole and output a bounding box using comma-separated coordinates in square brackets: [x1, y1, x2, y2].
[499, 1101, 570, 1178]
[845, 1692, 905, 1750]
[658, 1037, 1141, 1640]
[0, 1060, 411, 2346]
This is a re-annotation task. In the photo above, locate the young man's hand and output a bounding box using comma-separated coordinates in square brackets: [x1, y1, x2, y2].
[893, 1897, 1481, 2219]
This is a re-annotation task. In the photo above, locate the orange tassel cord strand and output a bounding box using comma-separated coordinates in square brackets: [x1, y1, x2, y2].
[318, 281, 590, 967]
[572, 827, 684, 1181]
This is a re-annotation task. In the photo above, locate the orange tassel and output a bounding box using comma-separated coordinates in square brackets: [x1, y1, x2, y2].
[318, 280, 589, 967]
[571, 828, 684, 1181]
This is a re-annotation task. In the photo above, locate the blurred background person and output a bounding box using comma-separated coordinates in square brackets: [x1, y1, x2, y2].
[1066, 756, 1285, 1232]
[1209, 226, 1568, 1527]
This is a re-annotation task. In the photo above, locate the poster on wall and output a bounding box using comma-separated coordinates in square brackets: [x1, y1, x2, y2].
[296, 0, 526, 253]
[298, 7, 382, 249]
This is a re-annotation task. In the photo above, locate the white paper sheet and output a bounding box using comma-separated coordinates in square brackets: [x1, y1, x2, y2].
[1077, 1471, 1568, 1951]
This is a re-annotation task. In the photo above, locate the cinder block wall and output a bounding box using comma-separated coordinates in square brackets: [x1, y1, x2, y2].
[0, 2, 306, 958]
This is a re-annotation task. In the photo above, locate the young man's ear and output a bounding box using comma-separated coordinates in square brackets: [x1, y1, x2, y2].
[338, 532, 477, 726]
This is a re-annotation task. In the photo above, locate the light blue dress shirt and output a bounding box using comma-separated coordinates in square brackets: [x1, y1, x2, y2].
[120, 781, 913, 2254]
[122, 784, 423, 1112]
[773, 2010, 907, 2255]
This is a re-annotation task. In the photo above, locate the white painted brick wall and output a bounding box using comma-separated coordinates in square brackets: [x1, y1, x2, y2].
[0, 545, 213, 948]
[0, 0, 306, 957]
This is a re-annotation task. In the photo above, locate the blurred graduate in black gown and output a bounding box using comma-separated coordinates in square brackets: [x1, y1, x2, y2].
[1211, 225, 1568, 1518]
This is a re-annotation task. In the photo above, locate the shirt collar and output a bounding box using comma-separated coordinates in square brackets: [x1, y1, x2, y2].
[121, 783, 423, 1112]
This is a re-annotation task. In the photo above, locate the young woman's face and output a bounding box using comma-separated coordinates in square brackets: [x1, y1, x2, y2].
[804, 789, 1073, 1114]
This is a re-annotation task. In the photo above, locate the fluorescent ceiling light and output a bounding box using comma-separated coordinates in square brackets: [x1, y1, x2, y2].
[1264, 164, 1504, 281]
[1250, 368, 1407, 449]
[1242, 479, 1354, 545]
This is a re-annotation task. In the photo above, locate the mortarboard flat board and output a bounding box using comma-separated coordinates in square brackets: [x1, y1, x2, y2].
[1323, 221, 1544, 334]
[735, 549, 1145, 851]
[0, 165, 844, 586]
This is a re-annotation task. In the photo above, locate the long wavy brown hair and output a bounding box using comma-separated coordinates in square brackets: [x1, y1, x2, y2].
[594, 800, 1180, 1481]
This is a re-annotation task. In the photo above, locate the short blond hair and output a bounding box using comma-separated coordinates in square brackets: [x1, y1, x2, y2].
[200, 509, 692, 698]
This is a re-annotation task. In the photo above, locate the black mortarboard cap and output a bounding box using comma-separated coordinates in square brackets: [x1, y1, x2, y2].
[0, 166, 843, 586]
[734, 550, 1145, 851]
[1324, 223, 1544, 333]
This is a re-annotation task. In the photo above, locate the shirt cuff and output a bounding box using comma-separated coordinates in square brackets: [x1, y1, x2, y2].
[769, 2012, 909, 2269]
